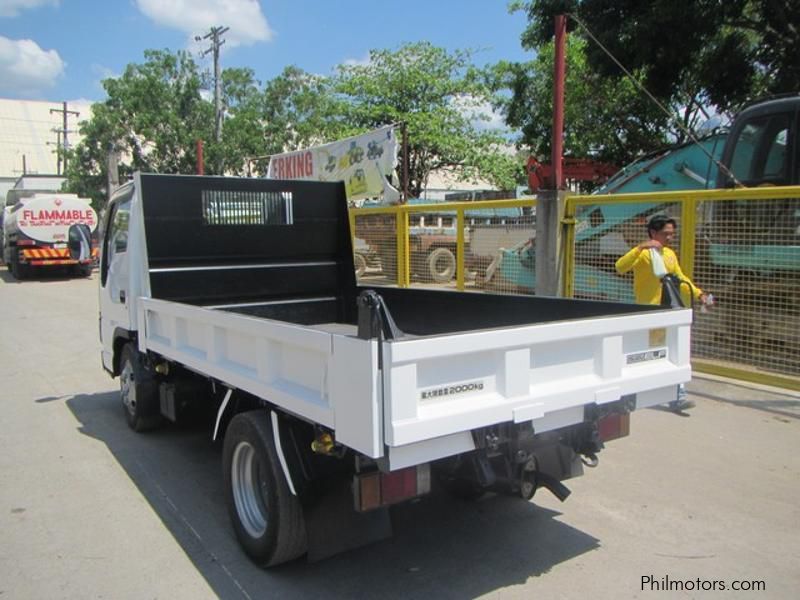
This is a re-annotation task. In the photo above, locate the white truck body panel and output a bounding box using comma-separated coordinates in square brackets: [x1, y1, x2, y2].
[138, 294, 693, 464]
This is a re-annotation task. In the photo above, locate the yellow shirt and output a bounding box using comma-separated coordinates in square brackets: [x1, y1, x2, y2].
[615, 246, 702, 306]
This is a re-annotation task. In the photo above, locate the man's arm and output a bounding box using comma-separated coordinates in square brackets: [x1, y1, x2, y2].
[672, 257, 706, 301]
[615, 244, 650, 274]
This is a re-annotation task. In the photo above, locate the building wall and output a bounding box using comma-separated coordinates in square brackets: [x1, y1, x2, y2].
[0, 98, 93, 178]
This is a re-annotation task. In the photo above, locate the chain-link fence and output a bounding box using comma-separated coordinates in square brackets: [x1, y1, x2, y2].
[691, 193, 800, 377]
[565, 187, 800, 387]
[352, 199, 536, 291]
[350, 188, 800, 389]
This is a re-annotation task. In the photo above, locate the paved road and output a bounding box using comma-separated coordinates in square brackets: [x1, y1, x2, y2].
[1, 271, 798, 599]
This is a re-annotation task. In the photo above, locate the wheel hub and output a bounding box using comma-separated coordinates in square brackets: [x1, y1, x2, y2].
[120, 362, 136, 415]
[231, 441, 269, 538]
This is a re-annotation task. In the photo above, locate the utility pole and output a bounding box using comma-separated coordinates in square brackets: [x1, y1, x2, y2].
[196, 26, 229, 146]
[107, 142, 121, 202]
[50, 101, 80, 174]
[47, 130, 63, 175]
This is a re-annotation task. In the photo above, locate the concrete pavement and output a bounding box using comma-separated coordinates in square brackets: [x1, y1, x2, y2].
[1, 270, 798, 599]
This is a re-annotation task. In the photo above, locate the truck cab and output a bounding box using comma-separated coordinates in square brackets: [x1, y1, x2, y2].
[717, 96, 799, 188]
[98, 182, 140, 374]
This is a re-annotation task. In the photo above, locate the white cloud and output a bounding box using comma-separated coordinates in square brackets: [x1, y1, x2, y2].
[135, 0, 273, 47]
[0, 0, 58, 18]
[0, 36, 64, 97]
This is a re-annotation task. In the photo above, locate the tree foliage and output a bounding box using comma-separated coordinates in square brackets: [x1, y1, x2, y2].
[491, 37, 671, 168]
[502, 0, 800, 171]
[333, 42, 521, 197]
[259, 67, 350, 158]
[64, 49, 212, 206]
[65, 43, 522, 207]
[514, 0, 800, 110]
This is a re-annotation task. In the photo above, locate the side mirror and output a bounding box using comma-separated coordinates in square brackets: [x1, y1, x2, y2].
[68, 224, 92, 260]
[113, 232, 128, 253]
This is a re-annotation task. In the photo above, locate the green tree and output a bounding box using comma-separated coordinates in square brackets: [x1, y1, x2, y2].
[491, 36, 671, 171]
[514, 0, 800, 111]
[64, 49, 213, 207]
[333, 42, 522, 197]
[259, 66, 349, 163]
[215, 67, 266, 176]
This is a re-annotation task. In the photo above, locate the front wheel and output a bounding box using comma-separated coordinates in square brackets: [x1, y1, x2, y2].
[119, 343, 162, 431]
[223, 411, 307, 567]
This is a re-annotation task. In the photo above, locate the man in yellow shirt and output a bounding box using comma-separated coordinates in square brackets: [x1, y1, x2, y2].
[616, 215, 710, 411]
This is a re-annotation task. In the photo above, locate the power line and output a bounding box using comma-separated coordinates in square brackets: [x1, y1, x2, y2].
[567, 12, 743, 187]
[0, 116, 69, 125]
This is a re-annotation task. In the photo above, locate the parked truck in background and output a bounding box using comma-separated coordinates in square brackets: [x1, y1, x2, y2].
[2, 190, 97, 280]
[99, 173, 693, 566]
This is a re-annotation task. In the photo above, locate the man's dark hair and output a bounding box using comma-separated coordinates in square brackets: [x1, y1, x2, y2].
[647, 214, 677, 237]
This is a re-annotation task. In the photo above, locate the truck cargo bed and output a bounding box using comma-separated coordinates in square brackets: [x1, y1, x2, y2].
[128, 174, 691, 468]
[140, 287, 692, 467]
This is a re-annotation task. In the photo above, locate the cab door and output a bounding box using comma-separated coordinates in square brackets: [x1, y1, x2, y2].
[99, 188, 133, 373]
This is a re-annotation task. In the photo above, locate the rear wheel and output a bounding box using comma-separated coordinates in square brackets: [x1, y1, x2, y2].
[10, 256, 29, 280]
[223, 411, 307, 567]
[119, 343, 162, 431]
[74, 264, 92, 278]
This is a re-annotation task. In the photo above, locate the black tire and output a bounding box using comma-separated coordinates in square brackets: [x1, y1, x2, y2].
[119, 343, 162, 432]
[427, 247, 456, 283]
[74, 264, 92, 278]
[439, 475, 485, 501]
[354, 252, 367, 278]
[10, 256, 28, 280]
[223, 411, 307, 567]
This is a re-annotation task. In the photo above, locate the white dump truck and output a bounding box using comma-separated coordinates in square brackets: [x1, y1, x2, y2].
[99, 173, 693, 566]
[2, 190, 97, 279]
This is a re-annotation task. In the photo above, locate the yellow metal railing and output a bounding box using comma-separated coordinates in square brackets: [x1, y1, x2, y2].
[351, 198, 536, 290]
[349, 187, 800, 390]
[564, 186, 800, 390]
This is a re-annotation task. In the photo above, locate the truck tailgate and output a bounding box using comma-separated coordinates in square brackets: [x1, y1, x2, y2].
[382, 308, 692, 447]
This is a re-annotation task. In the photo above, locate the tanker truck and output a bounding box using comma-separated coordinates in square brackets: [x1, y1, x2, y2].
[2, 190, 98, 280]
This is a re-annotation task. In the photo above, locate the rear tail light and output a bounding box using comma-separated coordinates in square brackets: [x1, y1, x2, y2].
[16, 239, 36, 246]
[597, 412, 630, 442]
[354, 464, 431, 512]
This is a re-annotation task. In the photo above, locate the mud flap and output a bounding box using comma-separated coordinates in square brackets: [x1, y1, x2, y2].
[303, 478, 393, 562]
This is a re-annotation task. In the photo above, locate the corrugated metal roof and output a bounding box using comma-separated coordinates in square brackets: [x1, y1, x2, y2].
[0, 97, 93, 178]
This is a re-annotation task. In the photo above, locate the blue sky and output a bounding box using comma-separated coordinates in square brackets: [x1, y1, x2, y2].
[0, 0, 531, 102]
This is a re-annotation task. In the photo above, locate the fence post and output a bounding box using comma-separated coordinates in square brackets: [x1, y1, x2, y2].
[680, 194, 697, 278]
[456, 208, 465, 291]
[396, 208, 410, 287]
[535, 190, 568, 296]
[561, 197, 577, 297]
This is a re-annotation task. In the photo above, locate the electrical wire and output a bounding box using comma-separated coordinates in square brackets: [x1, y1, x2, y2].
[567, 12, 744, 187]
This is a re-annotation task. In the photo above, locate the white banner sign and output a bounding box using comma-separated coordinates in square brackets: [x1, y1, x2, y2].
[267, 125, 400, 201]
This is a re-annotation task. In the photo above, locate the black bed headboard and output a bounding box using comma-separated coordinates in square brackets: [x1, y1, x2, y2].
[138, 173, 357, 320]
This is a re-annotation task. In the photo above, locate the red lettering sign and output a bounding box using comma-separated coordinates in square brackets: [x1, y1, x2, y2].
[273, 151, 313, 179]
